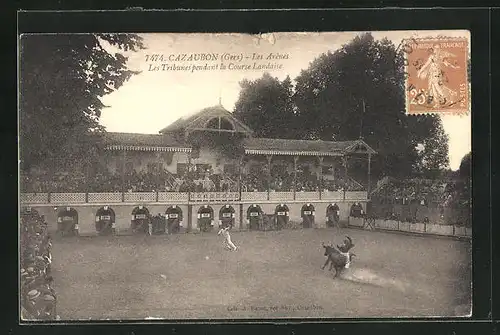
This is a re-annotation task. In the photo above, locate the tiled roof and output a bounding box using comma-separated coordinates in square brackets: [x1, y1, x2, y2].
[103, 132, 191, 152]
[103, 132, 376, 155]
[159, 105, 253, 135]
[242, 138, 360, 156]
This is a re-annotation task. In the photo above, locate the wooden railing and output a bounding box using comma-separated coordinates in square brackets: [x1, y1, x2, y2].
[20, 191, 368, 204]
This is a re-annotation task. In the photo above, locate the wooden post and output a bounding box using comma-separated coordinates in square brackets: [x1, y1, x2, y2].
[187, 204, 192, 233]
[187, 153, 192, 201]
[318, 156, 324, 200]
[238, 156, 244, 201]
[121, 150, 126, 193]
[367, 153, 372, 197]
[239, 203, 244, 230]
[293, 156, 298, 200]
[266, 155, 273, 201]
[342, 156, 347, 200]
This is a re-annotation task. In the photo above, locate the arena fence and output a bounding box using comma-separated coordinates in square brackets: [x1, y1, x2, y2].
[347, 217, 472, 239]
[368, 202, 471, 227]
[20, 191, 368, 204]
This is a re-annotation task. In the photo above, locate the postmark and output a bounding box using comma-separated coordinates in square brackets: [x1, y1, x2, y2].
[402, 37, 470, 115]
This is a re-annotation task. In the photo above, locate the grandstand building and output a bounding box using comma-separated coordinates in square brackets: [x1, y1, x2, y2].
[20, 104, 377, 234]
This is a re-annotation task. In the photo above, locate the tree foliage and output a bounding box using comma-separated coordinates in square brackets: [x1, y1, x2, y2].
[19, 33, 144, 172]
[234, 33, 450, 179]
[458, 151, 471, 179]
[233, 73, 297, 139]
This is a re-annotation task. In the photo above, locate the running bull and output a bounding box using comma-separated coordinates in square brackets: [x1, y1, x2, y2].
[321, 236, 356, 278]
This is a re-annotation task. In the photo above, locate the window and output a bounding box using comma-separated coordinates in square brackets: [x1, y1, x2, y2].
[220, 118, 234, 130]
[206, 117, 234, 130]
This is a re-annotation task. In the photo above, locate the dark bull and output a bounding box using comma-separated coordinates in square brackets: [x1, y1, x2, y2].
[95, 206, 116, 235]
[57, 207, 79, 236]
[301, 203, 315, 228]
[219, 205, 235, 229]
[166, 205, 183, 234]
[275, 204, 289, 230]
[198, 205, 214, 232]
[247, 204, 263, 230]
[326, 203, 340, 227]
[131, 205, 151, 234]
[321, 236, 356, 278]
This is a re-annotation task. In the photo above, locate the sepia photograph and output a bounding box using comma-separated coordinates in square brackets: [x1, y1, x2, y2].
[19, 30, 472, 321]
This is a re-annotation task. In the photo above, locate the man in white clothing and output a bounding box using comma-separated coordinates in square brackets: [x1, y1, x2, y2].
[217, 226, 237, 251]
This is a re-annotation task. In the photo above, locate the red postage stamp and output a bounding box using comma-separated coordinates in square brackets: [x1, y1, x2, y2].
[403, 37, 469, 115]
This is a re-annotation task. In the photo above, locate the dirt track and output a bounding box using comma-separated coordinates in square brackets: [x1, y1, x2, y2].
[50, 227, 471, 320]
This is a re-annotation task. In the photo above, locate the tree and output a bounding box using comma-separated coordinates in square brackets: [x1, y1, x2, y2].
[19, 34, 144, 172]
[458, 152, 471, 179]
[293, 33, 449, 179]
[233, 73, 297, 139]
[411, 116, 450, 177]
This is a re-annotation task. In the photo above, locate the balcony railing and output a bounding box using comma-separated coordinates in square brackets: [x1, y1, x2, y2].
[19, 190, 368, 204]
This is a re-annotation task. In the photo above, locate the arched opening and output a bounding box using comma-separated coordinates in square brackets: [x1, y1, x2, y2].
[131, 205, 151, 234]
[165, 205, 183, 234]
[274, 203, 289, 230]
[197, 205, 214, 232]
[219, 204, 235, 229]
[301, 203, 315, 229]
[326, 203, 340, 227]
[350, 202, 364, 218]
[57, 206, 79, 236]
[246, 204, 263, 230]
[95, 206, 116, 235]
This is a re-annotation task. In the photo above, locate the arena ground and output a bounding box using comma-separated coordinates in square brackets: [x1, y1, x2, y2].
[50, 227, 471, 320]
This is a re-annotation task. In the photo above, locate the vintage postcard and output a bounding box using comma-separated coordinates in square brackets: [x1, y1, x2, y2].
[19, 30, 471, 321]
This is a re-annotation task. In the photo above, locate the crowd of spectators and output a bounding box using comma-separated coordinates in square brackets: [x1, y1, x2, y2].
[21, 168, 365, 193]
[20, 208, 57, 320]
[371, 178, 458, 206]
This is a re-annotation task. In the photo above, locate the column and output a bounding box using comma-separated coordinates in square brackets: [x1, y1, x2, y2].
[187, 153, 192, 199]
[238, 155, 244, 200]
[266, 155, 273, 200]
[318, 156, 324, 199]
[293, 156, 298, 200]
[121, 150, 126, 193]
[367, 153, 372, 196]
[342, 156, 347, 201]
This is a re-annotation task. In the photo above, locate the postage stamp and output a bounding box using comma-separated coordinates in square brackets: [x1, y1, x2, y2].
[403, 37, 470, 115]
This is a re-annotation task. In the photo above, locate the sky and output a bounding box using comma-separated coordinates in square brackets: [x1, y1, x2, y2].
[99, 30, 471, 170]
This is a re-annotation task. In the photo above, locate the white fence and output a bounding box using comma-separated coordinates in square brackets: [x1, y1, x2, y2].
[365, 219, 472, 238]
[240, 192, 268, 201]
[269, 192, 295, 201]
[87, 193, 123, 203]
[123, 192, 156, 202]
[20, 191, 368, 204]
[321, 191, 344, 200]
[189, 192, 240, 202]
[158, 192, 189, 202]
[345, 191, 368, 200]
[20, 193, 49, 204]
[295, 192, 320, 201]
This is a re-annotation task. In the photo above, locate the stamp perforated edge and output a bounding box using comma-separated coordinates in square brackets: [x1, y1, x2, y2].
[402, 36, 470, 116]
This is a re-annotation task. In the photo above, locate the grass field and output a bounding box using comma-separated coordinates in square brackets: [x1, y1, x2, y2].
[50, 227, 471, 320]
